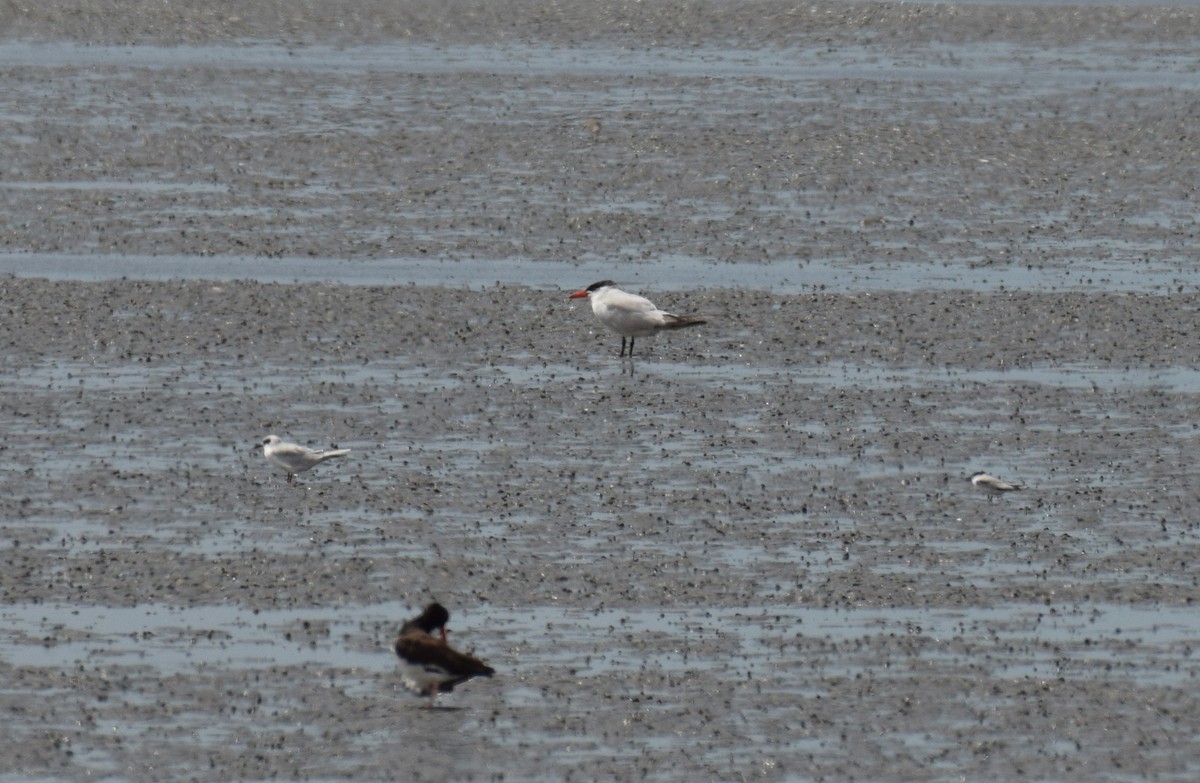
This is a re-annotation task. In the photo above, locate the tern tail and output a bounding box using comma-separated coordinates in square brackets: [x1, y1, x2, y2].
[662, 314, 706, 330]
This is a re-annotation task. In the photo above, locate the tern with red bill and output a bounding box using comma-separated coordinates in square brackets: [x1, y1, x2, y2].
[568, 280, 706, 357]
[394, 603, 495, 708]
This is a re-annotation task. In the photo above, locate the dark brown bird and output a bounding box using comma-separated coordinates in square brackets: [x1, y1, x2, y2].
[393, 603, 494, 707]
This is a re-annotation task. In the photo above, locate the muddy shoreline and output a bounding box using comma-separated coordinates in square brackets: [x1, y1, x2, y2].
[3, 279, 1200, 781]
[7, 0, 1200, 47]
[3, 1, 1200, 780]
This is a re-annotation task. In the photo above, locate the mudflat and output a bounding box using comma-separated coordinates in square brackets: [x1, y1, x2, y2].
[2, 2, 1200, 781]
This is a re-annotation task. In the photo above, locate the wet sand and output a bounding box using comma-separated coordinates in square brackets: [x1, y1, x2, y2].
[3, 2, 1200, 782]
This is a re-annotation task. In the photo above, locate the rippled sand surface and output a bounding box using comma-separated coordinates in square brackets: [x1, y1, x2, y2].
[2, 2, 1200, 781]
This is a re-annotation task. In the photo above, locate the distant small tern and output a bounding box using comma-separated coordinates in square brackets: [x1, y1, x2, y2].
[258, 435, 350, 482]
[969, 471, 1022, 500]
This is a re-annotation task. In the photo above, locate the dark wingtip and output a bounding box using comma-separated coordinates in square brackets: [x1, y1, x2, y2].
[664, 314, 707, 329]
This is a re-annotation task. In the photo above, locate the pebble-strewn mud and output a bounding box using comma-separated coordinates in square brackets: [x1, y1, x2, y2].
[4, 279, 1200, 781]
[2, 2, 1200, 782]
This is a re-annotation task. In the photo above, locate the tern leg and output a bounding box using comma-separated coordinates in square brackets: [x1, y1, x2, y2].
[629, 337, 635, 357]
[619, 337, 627, 357]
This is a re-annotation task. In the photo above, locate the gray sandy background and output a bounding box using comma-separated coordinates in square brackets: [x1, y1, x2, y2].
[2, 1, 1200, 781]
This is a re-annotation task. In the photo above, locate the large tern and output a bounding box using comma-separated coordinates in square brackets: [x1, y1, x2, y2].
[568, 280, 706, 357]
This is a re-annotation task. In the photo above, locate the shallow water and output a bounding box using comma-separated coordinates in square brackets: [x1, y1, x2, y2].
[3, 278, 1200, 781]
[4, 1, 1200, 781]
[5, 251, 1200, 294]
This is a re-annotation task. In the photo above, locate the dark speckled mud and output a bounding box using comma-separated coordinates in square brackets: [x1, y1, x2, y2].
[3, 2, 1200, 782]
